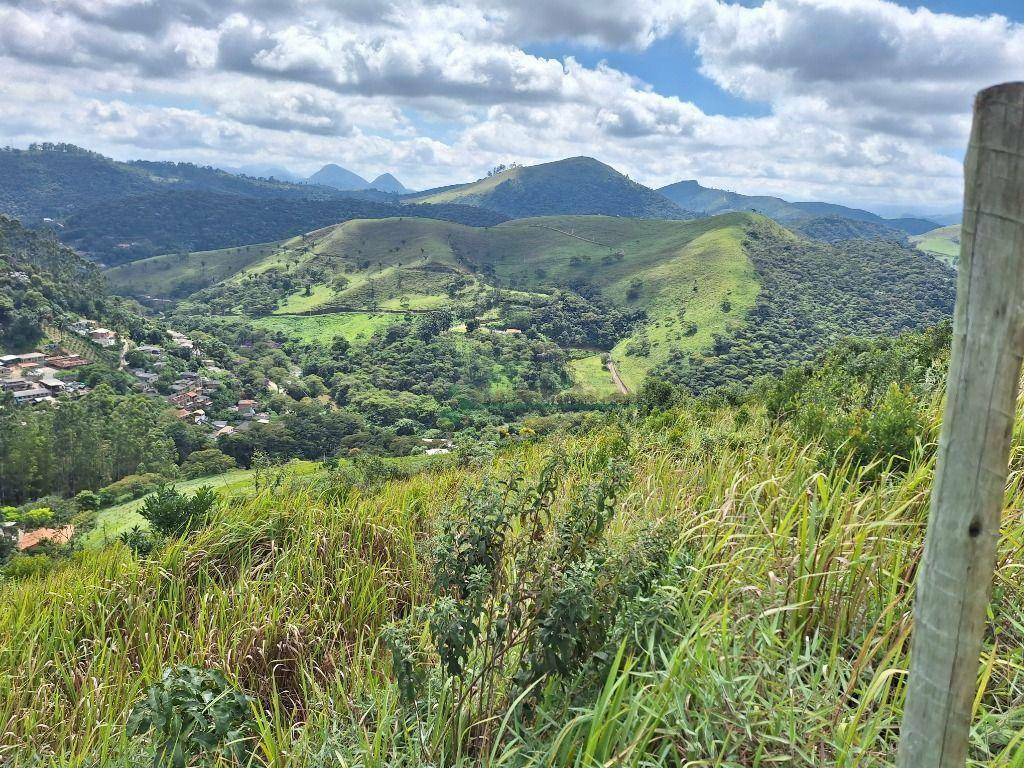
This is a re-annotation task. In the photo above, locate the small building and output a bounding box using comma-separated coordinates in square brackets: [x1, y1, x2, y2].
[0, 378, 31, 392]
[38, 376, 66, 393]
[12, 387, 54, 404]
[16, 352, 47, 363]
[18, 525, 75, 551]
[237, 399, 257, 417]
[46, 354, 89, 369]
[89, 329, 118, 347]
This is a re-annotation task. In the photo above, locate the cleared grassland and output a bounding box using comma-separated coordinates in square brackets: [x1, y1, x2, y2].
[249, 312, 400, 344]
[911, 224, 961, 265]
[105, 241, 282, 297]
[567, 353, 623, 399]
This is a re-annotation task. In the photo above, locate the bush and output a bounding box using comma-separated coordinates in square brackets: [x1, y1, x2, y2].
[138, 485, 217, 537]
[97, 473, 166, 507]
[73, 490, 100, 512]
[127, 666, 255, 766]
[180, 449, 237, 479]
[1, 553, 55, 580]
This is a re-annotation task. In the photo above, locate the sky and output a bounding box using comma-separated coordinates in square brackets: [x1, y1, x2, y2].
[0, 0, 1022, 214]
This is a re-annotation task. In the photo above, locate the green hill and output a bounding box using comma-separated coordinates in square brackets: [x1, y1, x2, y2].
[108, 212, 954, 400]
[0, 143, 333, 223]
[408, 157, 692, 220]
[658, 179, 939, 236]
[911, 224, 961, 265]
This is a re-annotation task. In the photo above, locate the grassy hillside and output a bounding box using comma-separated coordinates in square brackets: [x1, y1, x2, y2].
[912, 224, 961, 265]
[107, 211, 954, 401]
[407, 157, 691, 220]
[4, 339, 1024, 766]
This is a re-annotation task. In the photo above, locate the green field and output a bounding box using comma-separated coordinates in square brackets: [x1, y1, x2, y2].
[107, 212, 767, 396]
[84, 468, 265, 547]
[911, 224, 960, 265]
[273, 283, 337, 313]
[567, 353, 622, 399]
[249, 312, 400, 344]
[105, 241, 282, 297]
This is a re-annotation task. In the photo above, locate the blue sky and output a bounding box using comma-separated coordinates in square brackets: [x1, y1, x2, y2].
[0, 0, 1021, 212]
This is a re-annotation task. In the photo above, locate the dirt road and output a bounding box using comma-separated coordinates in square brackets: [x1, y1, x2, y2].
[607, 360, 629, 395]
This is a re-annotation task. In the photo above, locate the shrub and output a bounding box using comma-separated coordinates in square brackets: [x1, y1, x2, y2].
[73, 490, 100, 512]
[127, 666, 255, 766]
[138, 485, 217, 537]
[97, 473, 166, 507]
[180, 449, 237, 479]
[1, 553, 55, 580]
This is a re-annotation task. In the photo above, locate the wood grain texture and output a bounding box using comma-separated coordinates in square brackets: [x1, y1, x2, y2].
[898, 82, 1024, 767]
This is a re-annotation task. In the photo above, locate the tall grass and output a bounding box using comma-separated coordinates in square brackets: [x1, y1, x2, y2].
[3, 399, 1024, 766]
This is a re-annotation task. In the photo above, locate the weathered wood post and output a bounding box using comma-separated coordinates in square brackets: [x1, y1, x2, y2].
[898, 82, 1024, 767]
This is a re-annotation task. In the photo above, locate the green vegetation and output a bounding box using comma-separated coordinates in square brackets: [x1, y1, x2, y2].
[5, 327, 1024, 766]
[105, 241, 282, 298]
[409, 156, 691, 220]
[911, 224, 962, 265]
[0, 215, 106, 350]
[654, 222, 956, 393]
[249, 312, 399, 345]
[66, 191, 507, 265]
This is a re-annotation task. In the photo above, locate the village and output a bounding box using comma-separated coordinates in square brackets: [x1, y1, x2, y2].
[0, 318, 273, 440]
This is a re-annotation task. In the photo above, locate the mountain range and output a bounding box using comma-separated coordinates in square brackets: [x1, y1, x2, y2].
[657, 179, 939, 236]
[0, 145, 946, 267]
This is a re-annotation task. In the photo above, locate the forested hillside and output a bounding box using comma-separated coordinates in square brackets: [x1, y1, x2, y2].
[0, 144, 332, 222]
[0, 216, 107, 350]
[658, 179, 939, 237]
[62, 192, 507, 265]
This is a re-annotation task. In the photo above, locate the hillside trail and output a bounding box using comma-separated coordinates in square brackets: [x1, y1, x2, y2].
[607, 360, 629, 395]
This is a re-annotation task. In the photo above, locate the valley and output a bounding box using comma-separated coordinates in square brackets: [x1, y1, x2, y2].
[0, 144, 973, 768]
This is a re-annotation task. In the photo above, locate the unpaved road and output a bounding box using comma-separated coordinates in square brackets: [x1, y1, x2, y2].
[607, 360, 629, 395]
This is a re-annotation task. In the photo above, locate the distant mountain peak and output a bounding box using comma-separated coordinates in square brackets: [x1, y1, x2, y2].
[308, 164, 369, 191]
[370, 173, 409, 194]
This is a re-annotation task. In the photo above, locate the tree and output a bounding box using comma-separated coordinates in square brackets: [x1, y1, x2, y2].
[73, 490, 100, 512]
[180, 449, 236, 479]
[138, 485, 216, 537]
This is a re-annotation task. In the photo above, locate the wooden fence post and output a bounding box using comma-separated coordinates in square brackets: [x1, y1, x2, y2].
[898, 82, 1024, 767]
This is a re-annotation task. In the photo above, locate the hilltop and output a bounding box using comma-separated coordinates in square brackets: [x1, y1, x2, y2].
[307, 163, 369, 190]
[408, 157, 693, 220]
[659, 178, 939, 235]
[62, 191, 507, 265]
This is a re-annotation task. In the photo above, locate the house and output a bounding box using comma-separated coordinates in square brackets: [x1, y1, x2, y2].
[132, 370, 159, 384]
[237, 399, 257, 417]
[137, 344, 164, 355]
[12, 388, 54, 404]
[0, 355, 20, 368]
[214, 425, 236, 438]
[45, 354, 89, 369]
[38, 376, 66, 393]
[0, 378, 31, 392]
[18, 525, 75, 551]
[89, 328, 118, 347]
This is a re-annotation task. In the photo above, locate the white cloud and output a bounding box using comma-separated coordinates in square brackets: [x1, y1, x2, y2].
[0, 0, 1019, 208]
